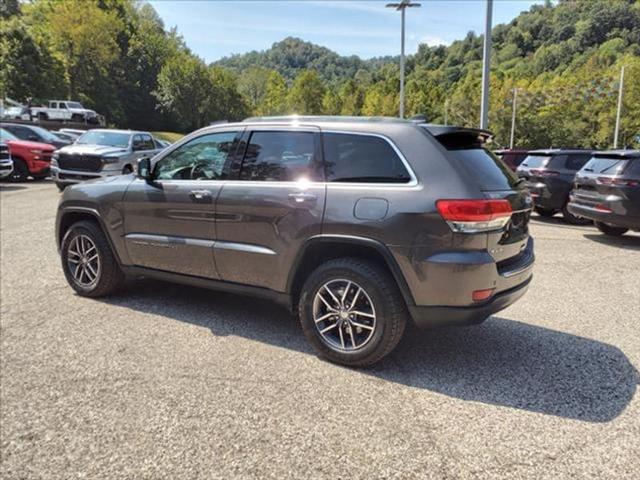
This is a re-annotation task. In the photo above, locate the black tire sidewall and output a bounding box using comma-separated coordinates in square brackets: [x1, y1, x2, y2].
[9, 159, 28, 182]
[299, 260, 402, 366]
[595, 221, 628, 236]
[562, 204, 591, 225]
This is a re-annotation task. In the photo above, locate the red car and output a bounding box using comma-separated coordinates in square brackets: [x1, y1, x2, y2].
[0, 127, 54, 182]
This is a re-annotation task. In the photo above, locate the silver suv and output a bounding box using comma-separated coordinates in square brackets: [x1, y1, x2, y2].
[56, 116, 535, 367]
[51, 129, 163, 191]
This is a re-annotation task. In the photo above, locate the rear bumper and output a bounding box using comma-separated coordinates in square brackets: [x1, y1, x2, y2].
[526, 182, 567, 210]
[568, 202, 640, 230]
[397, 237, 535, 328]
[409, 275, 532, 328]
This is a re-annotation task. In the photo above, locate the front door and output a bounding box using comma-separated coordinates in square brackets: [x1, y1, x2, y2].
[122, 129, 241, 279]
[215, 127, 326, 292]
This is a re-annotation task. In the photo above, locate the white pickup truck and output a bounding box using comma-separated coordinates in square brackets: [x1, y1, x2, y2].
[30, 100, 99, 124]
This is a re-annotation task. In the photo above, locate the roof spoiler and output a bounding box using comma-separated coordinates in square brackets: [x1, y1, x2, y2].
[421, 125, 493, 149]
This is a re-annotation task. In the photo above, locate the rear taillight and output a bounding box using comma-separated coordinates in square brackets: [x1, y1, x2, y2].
[530, 169, 560, 177]
[436, 199, 512, 233]
[594, 203, 612, 213]
[597, 176, 639, 187]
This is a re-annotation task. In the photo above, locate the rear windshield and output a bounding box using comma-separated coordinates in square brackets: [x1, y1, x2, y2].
[449, 148, 520, 190]
[521, 155, 551, 168]
[582, 157, 629, 175]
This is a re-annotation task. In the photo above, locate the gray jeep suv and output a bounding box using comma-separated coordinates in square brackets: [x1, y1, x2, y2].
[56, 116, 535, 366]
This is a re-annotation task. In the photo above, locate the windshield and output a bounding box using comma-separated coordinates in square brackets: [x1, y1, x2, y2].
[66, 102, 83, 109]
[0, 128, 18, 141]
[29, 125, 62, 142]
[521, 155, 551, 168]
[77, 131, 130, 148]
[581, 157, 628, 175]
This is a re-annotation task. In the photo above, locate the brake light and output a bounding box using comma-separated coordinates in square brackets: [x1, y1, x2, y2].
[597, 177, 639, 187]
[436, 199, 512, 233]
[594, 203, 612, 213]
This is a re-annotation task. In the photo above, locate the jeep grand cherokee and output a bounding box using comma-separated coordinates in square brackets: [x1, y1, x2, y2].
[56, 116, 534, 367]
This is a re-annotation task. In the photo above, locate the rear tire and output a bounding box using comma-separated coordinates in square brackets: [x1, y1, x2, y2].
[534, 206, 555, 217]
[8, 159, 29, 182]
[38, 112, 48, 121]
[60, 220, 124, 297]
[562, 203, 591, 225]
[298, 258, 407, 367]
[122, 165, 133, 175]
[595, 221, 628, 237]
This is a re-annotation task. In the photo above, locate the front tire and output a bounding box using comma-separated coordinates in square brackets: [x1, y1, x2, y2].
[298, 258, 407, 367]
[562, 203, 591, 225]
[595, 221, 628, 236]
[61, 221, 124, 297]
[8, 159, 29, 182]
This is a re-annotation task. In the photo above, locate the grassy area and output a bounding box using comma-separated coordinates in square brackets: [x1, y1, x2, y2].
[151, 131, 184, 143]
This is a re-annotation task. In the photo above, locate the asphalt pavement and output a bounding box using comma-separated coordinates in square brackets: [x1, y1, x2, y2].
[1, 181, 639, 479]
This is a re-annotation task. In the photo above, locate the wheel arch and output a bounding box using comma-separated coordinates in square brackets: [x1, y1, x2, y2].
[287, 235, 415, 310]
[57, 208, 123, 266]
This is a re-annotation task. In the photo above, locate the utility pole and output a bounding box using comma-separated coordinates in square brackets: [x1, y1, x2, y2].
[386, 0, 421, 119]
[509, 88, 518, 149]
[480, 0, 493, 129]
[614, 65, 625, 149]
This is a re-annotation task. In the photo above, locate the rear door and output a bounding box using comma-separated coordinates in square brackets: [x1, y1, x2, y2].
[214, 126, 325, 292]
[123, 129, 241, 278]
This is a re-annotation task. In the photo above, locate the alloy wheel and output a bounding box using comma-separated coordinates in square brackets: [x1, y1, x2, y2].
[312, 279, 377, 352]
[67, 234, 101, 287]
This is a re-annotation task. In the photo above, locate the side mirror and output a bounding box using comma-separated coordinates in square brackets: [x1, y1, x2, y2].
[137, 157, 152, 180]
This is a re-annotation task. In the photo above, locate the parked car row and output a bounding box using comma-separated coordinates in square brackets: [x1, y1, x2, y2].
[2, 100, 101, 124]
[495, 147, 640, 236]
[0, 123, 171, 185]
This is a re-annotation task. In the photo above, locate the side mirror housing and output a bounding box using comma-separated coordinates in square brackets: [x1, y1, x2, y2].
[137, 157, 152, 180]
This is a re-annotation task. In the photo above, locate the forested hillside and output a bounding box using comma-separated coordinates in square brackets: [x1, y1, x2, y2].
[1, 0, 639, 148]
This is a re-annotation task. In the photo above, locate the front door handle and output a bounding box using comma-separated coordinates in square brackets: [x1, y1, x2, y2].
[288, 192, 317, 205]
[189, 189, 212, 203]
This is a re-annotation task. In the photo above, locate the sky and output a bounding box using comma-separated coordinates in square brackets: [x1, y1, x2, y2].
[149, 0, 545, 62]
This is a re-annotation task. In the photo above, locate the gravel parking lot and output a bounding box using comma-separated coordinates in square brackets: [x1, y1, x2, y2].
[1, 181, 639, 479]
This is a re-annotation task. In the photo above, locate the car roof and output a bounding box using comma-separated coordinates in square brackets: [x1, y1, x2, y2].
[528, 148, 594, 155]
[82, 129, 147, 135]
[494, 149, 528, 154]
[593, 149, 640, 159]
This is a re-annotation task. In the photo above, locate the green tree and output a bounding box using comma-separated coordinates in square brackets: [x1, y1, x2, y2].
[287, 70, 325, 114]
[259, 71, 288, 115]
[237, 66, 271, 113]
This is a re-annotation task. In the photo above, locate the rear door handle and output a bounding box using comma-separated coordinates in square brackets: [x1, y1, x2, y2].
[288, 192, 317, 205]
[189, 189, 212, 203]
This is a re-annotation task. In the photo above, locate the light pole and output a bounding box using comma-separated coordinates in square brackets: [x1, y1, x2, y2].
[386, 0, 421, 119]
[480, 0, 493, 129]
[614, 65, 625, 149]
[509, 88, 517, 149]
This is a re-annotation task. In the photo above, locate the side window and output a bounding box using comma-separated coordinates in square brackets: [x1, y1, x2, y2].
[565, 154, 591, 171]
[239, 131, 320, 181]
[625, 159, 640, 175]
[155, 131, 238, 181]
[59, 102, 67, 109]
[140, 134, 155, 150]
[322, 133, 411, 183]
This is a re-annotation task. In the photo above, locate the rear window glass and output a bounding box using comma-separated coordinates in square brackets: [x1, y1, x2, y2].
[322, 133, 411, 183]
[564, 154, 591, 171]
[624, 159, 640, 175]
[521, 155, 551, 168]
[449, 149, 520, 190]
[240, 131, 320, 182]
[582, 157, 628, 174]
